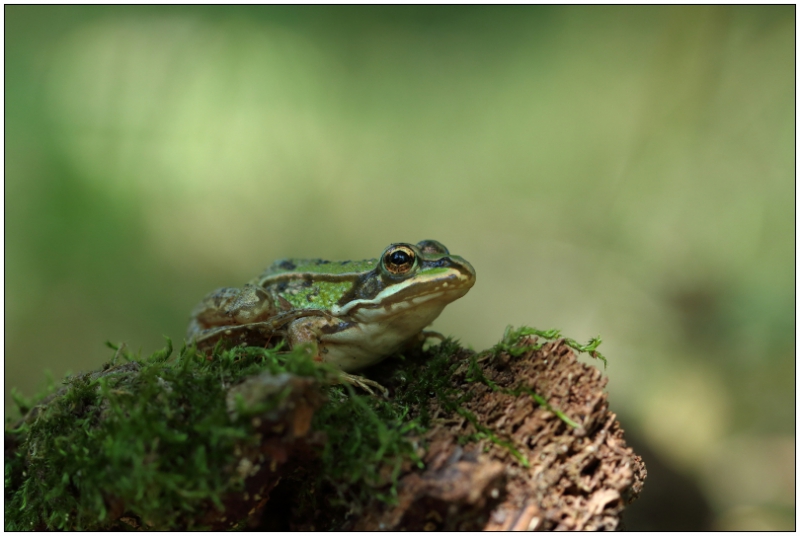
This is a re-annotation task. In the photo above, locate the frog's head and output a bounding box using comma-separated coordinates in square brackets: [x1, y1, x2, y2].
[332, 240, 476, 325]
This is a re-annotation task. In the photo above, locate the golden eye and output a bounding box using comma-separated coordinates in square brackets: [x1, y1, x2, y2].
[383, 245, 416, 275]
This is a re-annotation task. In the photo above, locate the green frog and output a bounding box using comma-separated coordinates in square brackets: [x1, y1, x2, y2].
[187, 240, 476, 391]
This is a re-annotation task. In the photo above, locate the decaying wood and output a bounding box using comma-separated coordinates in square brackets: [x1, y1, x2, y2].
[333, 338, 646, 531]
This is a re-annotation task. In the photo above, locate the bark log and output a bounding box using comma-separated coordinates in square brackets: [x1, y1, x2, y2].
[5, 334, 646, 531]
[336, 338, 646, 531]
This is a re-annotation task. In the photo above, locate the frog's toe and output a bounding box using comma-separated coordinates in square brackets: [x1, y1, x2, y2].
[338, 372, 388, 397]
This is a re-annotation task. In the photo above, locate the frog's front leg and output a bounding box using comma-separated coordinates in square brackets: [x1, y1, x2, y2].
[287, 317, 389, 396]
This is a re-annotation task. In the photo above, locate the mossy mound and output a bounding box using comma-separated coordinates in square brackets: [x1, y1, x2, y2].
[5, 328, 642, 531]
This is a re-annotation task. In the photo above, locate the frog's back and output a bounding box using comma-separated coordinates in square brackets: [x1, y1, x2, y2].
[252, 257, 379, 312]
[257, 258, 377, 279]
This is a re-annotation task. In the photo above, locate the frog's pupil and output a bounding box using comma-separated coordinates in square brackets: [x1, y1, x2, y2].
[390, 250, 410, 265]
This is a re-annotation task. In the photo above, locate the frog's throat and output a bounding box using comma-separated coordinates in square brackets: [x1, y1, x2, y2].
[330, 271, 474, 318]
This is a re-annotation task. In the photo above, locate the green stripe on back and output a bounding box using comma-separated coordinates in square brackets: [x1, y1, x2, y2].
[280, 280, 355, 310]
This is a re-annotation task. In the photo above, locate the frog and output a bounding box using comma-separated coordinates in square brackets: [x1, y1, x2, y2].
[186, 240, 476, 393]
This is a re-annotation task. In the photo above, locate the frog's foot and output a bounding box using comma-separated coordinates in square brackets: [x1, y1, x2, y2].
[338, 372, 389, 397]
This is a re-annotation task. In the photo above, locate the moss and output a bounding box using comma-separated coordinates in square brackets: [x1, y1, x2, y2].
[5, 327, 608, 530]
[4, 340, 328, 530]
[495, 325, 607, 368]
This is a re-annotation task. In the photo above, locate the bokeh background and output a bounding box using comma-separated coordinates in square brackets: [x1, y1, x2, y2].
[5, 5, 795, 530]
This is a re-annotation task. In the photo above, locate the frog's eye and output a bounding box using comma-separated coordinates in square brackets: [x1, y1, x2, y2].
[383, 245, 416, 276]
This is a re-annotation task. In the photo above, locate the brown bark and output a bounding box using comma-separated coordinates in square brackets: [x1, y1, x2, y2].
[346, 338, 646, 531]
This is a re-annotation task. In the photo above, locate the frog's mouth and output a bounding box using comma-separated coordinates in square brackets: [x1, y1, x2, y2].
[331, 268, 475, 320]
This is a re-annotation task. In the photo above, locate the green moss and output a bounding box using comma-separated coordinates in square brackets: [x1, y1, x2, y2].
[4, 340, 327, 530]
[311, 384, 424, 506]
[290, 349, 457, 517]
[495, 325, 608, 368]
[279, 343, 458, 527]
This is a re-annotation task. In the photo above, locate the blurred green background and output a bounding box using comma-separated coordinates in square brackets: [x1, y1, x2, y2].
[5, 5, 794, 530]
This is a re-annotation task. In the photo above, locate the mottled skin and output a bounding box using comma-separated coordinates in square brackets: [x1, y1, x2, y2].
[187, 240, 476, 373]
